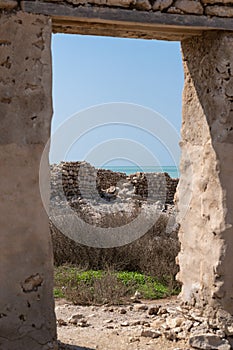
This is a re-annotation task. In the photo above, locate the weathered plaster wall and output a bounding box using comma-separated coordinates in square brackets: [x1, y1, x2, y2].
[0, 12, 57, 350]
[177, 31, 233, 314]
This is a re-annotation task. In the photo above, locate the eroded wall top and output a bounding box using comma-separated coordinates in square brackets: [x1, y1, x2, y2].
[1, 0, 233, 40]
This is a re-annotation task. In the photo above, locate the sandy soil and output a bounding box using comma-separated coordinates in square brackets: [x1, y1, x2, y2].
[56, 297, 190, 350]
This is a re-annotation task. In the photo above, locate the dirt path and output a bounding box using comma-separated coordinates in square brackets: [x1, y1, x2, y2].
[56, 297, 190, 350]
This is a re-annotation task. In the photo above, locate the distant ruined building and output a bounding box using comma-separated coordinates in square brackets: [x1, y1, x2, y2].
[50, 161, 179, 267]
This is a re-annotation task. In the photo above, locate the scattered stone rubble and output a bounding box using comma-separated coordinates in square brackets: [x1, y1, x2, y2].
[50, 161, 178, 232]
[56, 298, 233, 350]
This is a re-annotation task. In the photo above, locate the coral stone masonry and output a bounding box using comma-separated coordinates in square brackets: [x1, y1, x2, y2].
[176, 31, 233, 314]
[21, 0, 233, 40]
[1, 1, 233, 349]
[0, 11, 56, 350]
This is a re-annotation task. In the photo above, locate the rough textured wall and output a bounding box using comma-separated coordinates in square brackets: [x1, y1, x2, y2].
[0, 12, 57, 350]
[22, 0, 233, 17]
[177, 31, 233, 314]
[51, 161, 178, 206]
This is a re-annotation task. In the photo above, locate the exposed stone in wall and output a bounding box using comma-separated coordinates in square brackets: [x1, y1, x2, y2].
[0, 12, 57, 350]
[202, 0, 233, 3]
[177, 31, 233, 314]
[206, 5, 233, 17]
[153, 0, 173, 11]
[21, 0, 233, 17]
[0, 0, 17, 9]
[173, 0, 204, 15]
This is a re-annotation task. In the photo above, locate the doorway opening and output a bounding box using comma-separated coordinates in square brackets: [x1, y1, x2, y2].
[49, 34, 183, 343]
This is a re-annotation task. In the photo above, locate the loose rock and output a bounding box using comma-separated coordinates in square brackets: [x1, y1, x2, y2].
[148, 306, 159, 315]
[189, 334, 231, 350]
[134, 304, 148, 312]
[141, 329, 161, 338]
[166, 316, 184, 328]
[68, 314, 84, 324]
[57, 319, 67, 327]
[119, 308, 127, 314]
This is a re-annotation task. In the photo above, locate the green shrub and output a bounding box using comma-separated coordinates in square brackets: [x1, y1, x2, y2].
[54, 266, 179, 305]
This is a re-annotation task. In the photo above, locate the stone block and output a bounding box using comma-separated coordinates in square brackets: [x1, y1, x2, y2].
[174, 0, 203, 14]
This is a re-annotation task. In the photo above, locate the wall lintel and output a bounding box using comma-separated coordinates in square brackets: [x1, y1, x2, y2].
[22, 1, 233, 40]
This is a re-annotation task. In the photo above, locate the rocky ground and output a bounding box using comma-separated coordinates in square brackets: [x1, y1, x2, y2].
[56, 297, 233, 350]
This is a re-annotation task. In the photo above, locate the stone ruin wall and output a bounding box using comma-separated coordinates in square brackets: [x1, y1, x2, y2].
[50, 162, 180, 269]
[50, 161, 178, 243]
[51, 161, 178, 206]
[18, 0, 233, 18]
[3, 2, 233, 43]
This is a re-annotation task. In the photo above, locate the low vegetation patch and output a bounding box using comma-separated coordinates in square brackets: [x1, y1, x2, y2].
[54, 266, 180, 305]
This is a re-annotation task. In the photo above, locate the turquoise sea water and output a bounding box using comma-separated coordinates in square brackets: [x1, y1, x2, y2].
[101, 166, 179, 178]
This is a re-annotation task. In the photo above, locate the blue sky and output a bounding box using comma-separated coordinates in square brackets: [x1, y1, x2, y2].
[50, 34, 183, 167]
